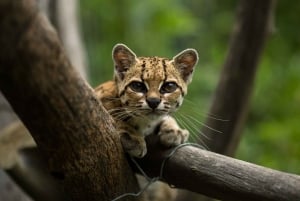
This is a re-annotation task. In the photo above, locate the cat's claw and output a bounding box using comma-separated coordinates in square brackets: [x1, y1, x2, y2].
[158, 117, 189, 147]
[159, 128, 189, 147]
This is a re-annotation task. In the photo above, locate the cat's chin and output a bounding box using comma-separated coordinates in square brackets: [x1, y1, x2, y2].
[145, 110, 168, 120]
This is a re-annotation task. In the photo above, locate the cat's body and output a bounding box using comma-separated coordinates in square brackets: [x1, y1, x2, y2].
[95, 44, 198, 201]
[95, 44, 198, 158]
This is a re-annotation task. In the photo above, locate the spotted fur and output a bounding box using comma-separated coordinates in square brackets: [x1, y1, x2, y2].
[95, 44, 198, 158]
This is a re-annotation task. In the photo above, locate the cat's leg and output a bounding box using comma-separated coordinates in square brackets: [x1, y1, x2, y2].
[118, 123, 147, 158]
[158, 116, 189, 147]
[142, 118, 186, 199]
[139, 179, 177, 201]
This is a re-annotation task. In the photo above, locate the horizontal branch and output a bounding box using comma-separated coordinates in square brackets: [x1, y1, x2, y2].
[137, 135, 300, 201]
[1, 1, 299, 201]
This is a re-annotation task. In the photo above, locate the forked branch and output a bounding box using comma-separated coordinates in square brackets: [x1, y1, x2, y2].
[0, 1, 299, 201]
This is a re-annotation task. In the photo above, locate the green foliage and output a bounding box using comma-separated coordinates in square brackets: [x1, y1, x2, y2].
[80, 0, 300, 174]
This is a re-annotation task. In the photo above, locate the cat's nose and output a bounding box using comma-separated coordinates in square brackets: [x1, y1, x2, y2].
[146, 97, 161, 109]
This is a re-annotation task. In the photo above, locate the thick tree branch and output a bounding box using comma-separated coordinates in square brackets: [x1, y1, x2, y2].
[1, 1, 298, 201]
[137, 136, 300, 201]
[0, 1, 139, 201]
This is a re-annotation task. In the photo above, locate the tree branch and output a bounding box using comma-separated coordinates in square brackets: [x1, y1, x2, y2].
[1, 1, 298, 201]
[201, 0, 276, 155]
[0, 1, 139, 201]
[137, 135, 300, 201]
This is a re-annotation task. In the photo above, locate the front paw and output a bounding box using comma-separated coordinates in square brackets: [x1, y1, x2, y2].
[120, 132, 147, 158]
[159, 128, 189, 147]
[158, 118, 189, 147]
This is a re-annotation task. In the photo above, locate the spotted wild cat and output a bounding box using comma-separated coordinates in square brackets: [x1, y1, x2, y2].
[95, 44, 198, 158]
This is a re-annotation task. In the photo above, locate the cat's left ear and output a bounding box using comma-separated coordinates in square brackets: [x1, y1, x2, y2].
[173, 49, 199, 83]
[112, 44, 137, 80]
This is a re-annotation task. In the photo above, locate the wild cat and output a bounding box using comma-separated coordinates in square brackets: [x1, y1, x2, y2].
[95, 44, 198, 201]
[95, 44, 198, 158]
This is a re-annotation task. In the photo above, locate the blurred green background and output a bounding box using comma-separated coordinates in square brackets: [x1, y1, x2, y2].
[79, 0, 300, 174]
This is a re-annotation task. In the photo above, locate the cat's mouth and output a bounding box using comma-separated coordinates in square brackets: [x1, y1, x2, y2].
[145, 109, 168, 117]
[129, 108, 169, 118]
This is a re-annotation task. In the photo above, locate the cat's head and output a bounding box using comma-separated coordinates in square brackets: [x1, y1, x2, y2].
[112, 43, 198, 118]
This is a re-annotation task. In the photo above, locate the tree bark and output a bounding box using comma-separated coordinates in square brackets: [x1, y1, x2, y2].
[137, 136, 300, 201]
[3, 1, 298, 201]
[0, 1, 139, 201]
[0, 1, 299, 201]
[0, 0, 89, 200]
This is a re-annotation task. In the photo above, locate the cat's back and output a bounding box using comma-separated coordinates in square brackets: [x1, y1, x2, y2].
[94, 80, 121, 111]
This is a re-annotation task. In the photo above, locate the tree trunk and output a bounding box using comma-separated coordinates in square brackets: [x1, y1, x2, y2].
[0, 1, 139, 200]
[0, 0, 89, 200]
[0, 1, 299, 201]
[202, 0, 276, 155]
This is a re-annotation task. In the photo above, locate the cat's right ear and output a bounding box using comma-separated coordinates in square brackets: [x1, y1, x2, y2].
[112, 44, 137, 80]
[172, 48, 198, 84]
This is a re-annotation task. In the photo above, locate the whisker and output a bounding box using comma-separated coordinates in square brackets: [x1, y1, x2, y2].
[112, 112, 130, 121]
[182, 98, 229, 122]
[175, 113, 208, 141]
[103, 97, 120, 100]
[108, 106, 145, 121]
[176, 112, 211, 141]
[174, 114, 198, 141]
[173, 114, 208, 149]
[173, 115, 196, 141]
[107, 108, 123, 113]
[183, 114, 222, 134]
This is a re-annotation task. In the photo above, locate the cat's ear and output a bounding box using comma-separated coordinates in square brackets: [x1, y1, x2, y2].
[173, 49, 198, 83]
[112, 44, 137, 79]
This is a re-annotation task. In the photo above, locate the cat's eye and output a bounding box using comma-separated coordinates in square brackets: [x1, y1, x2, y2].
[160, 82, 178, 94]
[128, 81, 147, 93]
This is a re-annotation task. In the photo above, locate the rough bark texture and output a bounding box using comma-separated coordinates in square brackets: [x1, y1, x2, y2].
[1, 1, 298, 201]
[0, 0, 89, 200]
[0, 1, 139, 201]
[201, 0, 276, 156]
[137, 136, 300, 201]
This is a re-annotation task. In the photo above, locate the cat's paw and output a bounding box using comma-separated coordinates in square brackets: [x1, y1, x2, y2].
[158, 117, 189, 147]
[120, 132, 147, 158]
[143, 180, 177, 201]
